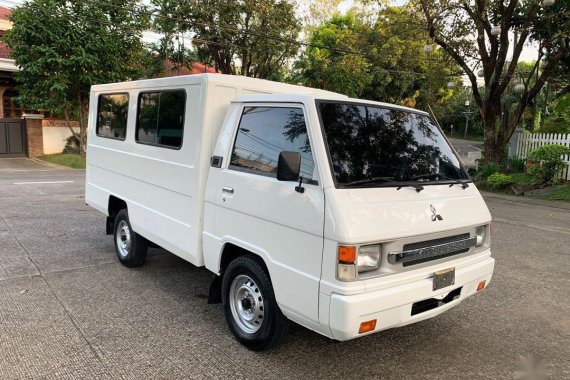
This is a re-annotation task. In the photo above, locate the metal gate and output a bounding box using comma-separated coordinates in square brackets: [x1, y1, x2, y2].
[0, 119, 25, 157]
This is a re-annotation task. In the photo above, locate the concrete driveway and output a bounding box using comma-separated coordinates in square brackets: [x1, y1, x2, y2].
[449, 138, 484, 169]
[0, 157, 67, 172]
[0, 160, 568, 379]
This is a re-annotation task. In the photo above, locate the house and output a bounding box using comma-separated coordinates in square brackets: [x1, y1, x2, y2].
[0, 6, 20, 119]
[0, 5, 30, 157]
[0, 5, 50, 158]
[0, 4, 218, 159]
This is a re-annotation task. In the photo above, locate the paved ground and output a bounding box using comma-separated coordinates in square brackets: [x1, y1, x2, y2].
[449, 138, 484, 169]
[0, 159, 569, 380]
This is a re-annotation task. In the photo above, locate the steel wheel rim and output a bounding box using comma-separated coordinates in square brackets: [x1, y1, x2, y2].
[229, 274, 265, 334]
[116, 220, 131, 258]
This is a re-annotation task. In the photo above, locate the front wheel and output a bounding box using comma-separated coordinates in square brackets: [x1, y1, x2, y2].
[222, 255, 289, 351]
[113, 209, 148, 267]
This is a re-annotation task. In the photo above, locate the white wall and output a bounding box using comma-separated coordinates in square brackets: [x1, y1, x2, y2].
[42, 126, 79, 154]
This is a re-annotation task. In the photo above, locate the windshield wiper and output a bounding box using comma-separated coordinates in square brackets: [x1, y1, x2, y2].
[396, 183, 424, 193]
[408, 173, 470, 189]
[343, 176, 396, 187]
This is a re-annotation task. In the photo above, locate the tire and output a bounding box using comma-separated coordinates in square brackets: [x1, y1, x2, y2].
[222, 255, 289, 351]
[113, 209, 148, 267]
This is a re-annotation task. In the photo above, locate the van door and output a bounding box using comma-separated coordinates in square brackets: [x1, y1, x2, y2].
[211, 104, 324, 323]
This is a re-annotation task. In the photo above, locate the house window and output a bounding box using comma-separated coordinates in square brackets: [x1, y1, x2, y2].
[2, 89, 23, 118]
[229, 106, 316, 180]
[96, 93, 130, 140]
[136, 90, 186, 149]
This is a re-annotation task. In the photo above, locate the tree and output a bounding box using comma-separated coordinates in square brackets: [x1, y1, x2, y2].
[292, 14, 373, 98]
[163, 0, 300, 79]
[5, 0, 149, 154]
[433, 86, 483, 137]
[292, 9, 457, 106]
[295, 0, 344, 30]
[148, 0, 199, 77]
[416, 0, 570, 163]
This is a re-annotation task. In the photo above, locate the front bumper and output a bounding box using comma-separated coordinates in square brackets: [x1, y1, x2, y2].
[328, 256, 495, 340]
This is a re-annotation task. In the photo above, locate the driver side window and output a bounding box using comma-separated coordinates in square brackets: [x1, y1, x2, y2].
[229, 106, 316, 181]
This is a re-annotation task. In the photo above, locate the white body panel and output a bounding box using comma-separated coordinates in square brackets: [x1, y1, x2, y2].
[86, 74, 344, 266]
[86, 74, 494, 342]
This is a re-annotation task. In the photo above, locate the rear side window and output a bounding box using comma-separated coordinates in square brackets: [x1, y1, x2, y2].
[229, 106, 315, 180]
[136, 90, 186, 149]
[96, 93, 129, 140]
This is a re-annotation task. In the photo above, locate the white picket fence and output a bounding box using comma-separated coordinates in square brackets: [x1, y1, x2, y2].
[515, 132, 570, 180]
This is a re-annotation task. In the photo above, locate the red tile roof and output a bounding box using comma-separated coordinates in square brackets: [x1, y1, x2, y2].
[0, 6, 10, 21]
[190, 63, 217, 74]
[158, 61, 217, 77]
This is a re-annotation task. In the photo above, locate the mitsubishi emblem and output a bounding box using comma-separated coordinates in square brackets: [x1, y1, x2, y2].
[430, 204, 443, 221]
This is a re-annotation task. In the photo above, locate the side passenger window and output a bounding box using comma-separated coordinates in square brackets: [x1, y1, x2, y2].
[96, 93, 129, 140]
[230, 106, 315, 180]
[136, 90, 186, 148]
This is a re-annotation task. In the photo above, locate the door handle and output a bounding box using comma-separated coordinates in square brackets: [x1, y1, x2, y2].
[222, 186, 234, 194]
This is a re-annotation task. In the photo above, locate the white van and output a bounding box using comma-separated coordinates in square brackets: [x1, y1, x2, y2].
[86, 74, 494, 350]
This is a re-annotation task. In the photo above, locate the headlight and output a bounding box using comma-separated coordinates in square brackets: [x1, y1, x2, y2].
[358, 244, 381, 272]
[475, 224, 489, 247]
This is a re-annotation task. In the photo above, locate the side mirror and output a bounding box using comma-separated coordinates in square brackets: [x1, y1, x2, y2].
[277, 151, 301, 181]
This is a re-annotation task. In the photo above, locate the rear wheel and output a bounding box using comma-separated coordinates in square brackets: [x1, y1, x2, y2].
[113, 209, 148, 267]
[222, 255, 288, 351]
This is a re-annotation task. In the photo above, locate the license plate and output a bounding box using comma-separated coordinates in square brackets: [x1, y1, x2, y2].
[433, 267, 455, 291]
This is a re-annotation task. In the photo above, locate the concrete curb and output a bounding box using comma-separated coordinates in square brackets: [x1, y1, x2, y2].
[481, 191, 570, 210]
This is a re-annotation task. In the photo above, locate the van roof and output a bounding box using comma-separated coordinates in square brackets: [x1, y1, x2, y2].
[91, 73, 427, 116]
[90, 73, 346, 98]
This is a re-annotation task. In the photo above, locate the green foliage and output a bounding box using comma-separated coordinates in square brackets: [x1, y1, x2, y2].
[508, 173, 534, 186]
[291, 9, 457, 104]
[541, 93, 570, 134]
[528, 144, 570, 185]
[62, 135, 80, 154]
[478, 162, 499, 180]
[435, 87, 482, 137]
[5, 0, 149, 151]
[503, 157, 526, 173]
[296, 0, 344, 30]
[166, 0, 300, 78]
[486, 173, 514, 189]
[291, 14, 372, 97]
[540, 117, 570, 134]
[415, 0, 570, 164]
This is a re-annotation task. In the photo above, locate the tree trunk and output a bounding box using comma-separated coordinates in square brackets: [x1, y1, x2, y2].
[482, 103, 504, 164]
[77, 94, 88, 157]
[63, 108, 80, 148]
[483, 138, 503, 164]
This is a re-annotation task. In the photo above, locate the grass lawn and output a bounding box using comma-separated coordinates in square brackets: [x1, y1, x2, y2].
[535, 185, 570, 202]
[38, 153, 86, 169]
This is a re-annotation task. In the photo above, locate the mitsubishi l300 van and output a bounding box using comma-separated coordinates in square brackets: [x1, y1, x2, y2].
[86, 74, 494, 350]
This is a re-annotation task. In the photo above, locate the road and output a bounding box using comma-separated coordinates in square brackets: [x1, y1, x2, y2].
[0, 159, 568, 379]
[449, 138, 484, 169]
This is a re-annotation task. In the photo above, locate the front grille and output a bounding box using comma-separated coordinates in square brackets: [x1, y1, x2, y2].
[401, 233, 471, 267]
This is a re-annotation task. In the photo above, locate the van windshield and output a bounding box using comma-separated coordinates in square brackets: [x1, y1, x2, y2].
[317, 101, 469, 188]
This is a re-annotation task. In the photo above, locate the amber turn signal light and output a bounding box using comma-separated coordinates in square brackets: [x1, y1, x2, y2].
[477, 280, 486, 292]
[338, 245, 356, 264]
[358, 319, 377, 334]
